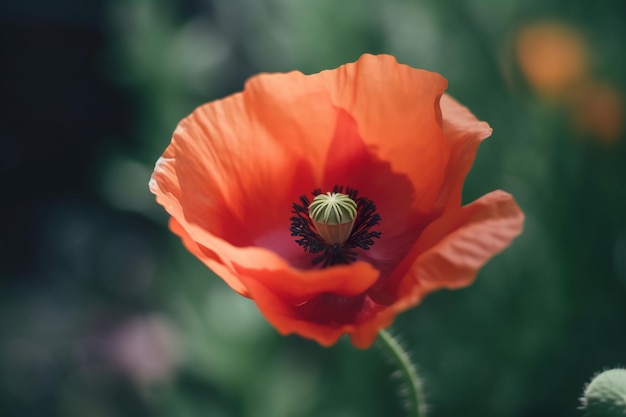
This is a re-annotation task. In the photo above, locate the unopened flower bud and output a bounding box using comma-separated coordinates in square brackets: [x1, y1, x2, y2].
[581, 368, 626, 417]
[308, 192, 357, 245]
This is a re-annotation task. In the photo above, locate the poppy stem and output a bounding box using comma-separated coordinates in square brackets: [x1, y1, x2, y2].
[377, 329, 426, 417]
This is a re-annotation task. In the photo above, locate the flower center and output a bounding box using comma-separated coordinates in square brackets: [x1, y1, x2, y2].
[290, 186, 382, 267]
[308, 192, 357, 245]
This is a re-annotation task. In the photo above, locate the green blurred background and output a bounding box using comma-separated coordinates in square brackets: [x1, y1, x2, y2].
[2, 1, 625, 416]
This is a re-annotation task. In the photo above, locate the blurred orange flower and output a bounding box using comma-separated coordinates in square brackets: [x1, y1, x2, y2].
[150, 54, 524, 348]
[569, 80, 625, 144]
[515, 21, 589, 99]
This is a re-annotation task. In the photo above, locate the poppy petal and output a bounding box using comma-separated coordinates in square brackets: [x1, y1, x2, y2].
[170, 207, 380, 303]
[168, 217, 250, 296]
[348, 190, 523, 348]
[149, 86, 333, 266]
[242, 71, 339, 184]
[395, 190, 524, 309]
[235, 262, 380, 346]
[316, 54, 451, 212]
[434, 94, 494, 211]
[168, 93, 315, 246]
[150, 146, 256, 295]
[236, 261, 379, 304]
[239, 276, 356, 346]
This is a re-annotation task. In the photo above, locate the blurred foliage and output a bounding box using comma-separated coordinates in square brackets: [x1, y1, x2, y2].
[1, 0, 625, 416]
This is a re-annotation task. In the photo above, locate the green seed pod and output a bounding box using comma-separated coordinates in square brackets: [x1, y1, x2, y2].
[581, 368, 626, 417]
[308, 192, 357, 245]
[309, 192, 358, 225]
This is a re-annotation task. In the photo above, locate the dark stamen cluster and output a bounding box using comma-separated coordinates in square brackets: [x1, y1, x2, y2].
[290, 186, 382, 267]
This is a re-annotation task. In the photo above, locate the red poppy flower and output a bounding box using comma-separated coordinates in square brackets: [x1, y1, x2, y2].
[150, 54, 524, 348]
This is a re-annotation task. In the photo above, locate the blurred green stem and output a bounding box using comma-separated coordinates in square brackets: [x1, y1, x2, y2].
[378, 329, 425, 417]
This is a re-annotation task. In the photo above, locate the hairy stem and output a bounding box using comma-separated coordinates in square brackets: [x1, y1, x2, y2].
[378, 329, 426, 417]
